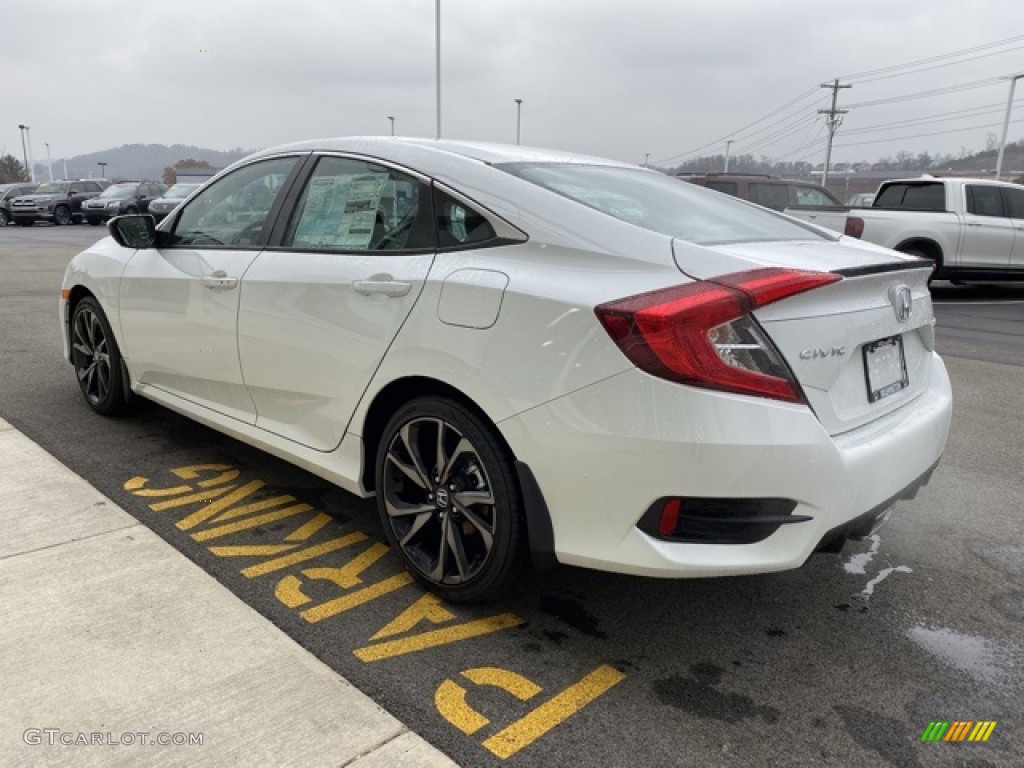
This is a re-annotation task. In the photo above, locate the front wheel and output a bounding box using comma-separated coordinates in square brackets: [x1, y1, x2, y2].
[70, 297, 132, 416]
[0, 210, 9, 226]
[376, 397, 528, 603]
[53, 206, 72, 226]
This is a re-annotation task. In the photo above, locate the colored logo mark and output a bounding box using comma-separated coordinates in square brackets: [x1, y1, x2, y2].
[921, 720, 997, 742]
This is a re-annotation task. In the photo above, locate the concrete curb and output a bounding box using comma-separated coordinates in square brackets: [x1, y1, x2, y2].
[0, 418, 457, 768]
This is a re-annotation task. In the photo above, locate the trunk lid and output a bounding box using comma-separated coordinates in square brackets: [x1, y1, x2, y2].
[674, 239, 936, 436]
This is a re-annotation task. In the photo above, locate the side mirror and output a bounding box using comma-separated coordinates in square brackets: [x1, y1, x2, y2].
[109, 214, 158, 249]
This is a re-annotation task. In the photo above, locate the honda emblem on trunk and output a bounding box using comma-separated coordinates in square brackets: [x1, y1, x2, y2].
[889, 285, 913, 323]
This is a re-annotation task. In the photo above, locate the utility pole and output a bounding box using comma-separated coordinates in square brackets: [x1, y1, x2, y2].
[644, 152, 650, 168]
[17, 125, 31, 182]
[435, 0, 442, 139]
[818, 79, 851, 187]
[995, 73, 1024, 180]
[515, 98, 523, 145]
[724, 140, 733, 173]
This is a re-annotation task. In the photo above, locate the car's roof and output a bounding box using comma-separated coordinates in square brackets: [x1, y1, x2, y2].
[247, 137, 634, 171]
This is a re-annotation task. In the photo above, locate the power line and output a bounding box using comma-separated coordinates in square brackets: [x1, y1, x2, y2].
[842, 100, 1024, 136]
[654, 86, 821, 164]
[847, 45, 1024, 86]
[838, 34, 1024, 81]
[834, 116, 1024, 149]
[845, 77, 1005, 109]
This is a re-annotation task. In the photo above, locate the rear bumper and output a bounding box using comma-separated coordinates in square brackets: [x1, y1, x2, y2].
[498, 353, 952, 578]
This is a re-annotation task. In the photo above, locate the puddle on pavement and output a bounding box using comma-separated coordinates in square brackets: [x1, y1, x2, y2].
[907, 624, 1012, 686]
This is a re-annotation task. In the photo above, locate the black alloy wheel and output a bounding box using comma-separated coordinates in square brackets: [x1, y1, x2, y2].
[53, 206, 72, 225]
[376, 397, 527, 603]
[70, 297, 131, 416]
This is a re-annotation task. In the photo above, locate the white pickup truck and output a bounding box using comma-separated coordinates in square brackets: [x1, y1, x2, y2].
[786, 176, 1024, 281]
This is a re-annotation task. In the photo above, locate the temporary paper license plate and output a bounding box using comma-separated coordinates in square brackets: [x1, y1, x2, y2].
[864, 335, 908, 402]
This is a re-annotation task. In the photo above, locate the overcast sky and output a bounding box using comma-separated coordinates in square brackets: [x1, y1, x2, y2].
[4, 0, 1024, 169]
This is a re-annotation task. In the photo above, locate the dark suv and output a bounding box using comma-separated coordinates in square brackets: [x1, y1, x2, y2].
[678, 173, 841, 211]
[9, 180, 106, 226]
[81, 180, 167, 225]
[0, 182, 38, 226]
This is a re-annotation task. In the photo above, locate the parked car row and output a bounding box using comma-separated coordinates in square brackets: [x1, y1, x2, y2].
[0, 179, 176, 226]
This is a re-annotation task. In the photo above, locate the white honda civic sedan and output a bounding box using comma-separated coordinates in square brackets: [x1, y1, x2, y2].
[60, 138, 952, 602]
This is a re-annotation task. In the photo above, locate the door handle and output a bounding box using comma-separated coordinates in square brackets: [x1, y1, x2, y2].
[201, 270, 238, 290]
[965, 222, 982, 227]
[353, 276, 413, 298]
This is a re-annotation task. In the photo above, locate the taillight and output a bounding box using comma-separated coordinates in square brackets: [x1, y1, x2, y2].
[844, 217, 864, 238]
[594, 268, 841, 403]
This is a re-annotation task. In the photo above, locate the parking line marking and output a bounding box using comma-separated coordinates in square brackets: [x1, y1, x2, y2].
[285, 512, 334, 541]
[190, 503, 314, 542]
[464, 667, 542, 701]
[241, 532, 368, 577]
[435, 680, 491, 735]
[208, 545, 296, 557]
[149, 485, 236, 510]
[370, 593, 455, 641]
[274, 575, 312, 608]
[482, 665, 626, 759]
[124, 476, 192, 496]
[301, 573, 415, 623]
[175, 480, 267, 529]
[302, 542, 392, 589]
[353, 613, 524, 662]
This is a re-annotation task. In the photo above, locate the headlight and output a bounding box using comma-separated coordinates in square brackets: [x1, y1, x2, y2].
[107, 201, 120, 209]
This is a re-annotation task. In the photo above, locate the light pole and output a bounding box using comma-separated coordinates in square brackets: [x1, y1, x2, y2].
[724, 140, 733, 173]
[995, 73, 1024, 180]
[435, 0, 442, 139]
[387, 116, 395, 136]
[97, 162, 107, 179]
[45, 142, 53, 181]
[644, 153, 650, 168]
[515, 99, 523, 145]
[17, 125, 31, 182]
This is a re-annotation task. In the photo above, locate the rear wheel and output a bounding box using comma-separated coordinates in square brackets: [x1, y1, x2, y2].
[53, 206, 72, 226]
[376, 397, 528, 603]
[70, 297, 132, 416]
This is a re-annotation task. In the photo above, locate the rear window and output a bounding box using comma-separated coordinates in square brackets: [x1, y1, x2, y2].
[874, 182, 946, 211]
[498, 164, 832, 246]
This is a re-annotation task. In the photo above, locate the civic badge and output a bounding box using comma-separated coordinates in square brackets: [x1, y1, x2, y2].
[889, 284, 913, 323]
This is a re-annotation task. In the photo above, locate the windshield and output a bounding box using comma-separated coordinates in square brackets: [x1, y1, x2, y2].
[498, 164, 832, 246]
[36, 182, 69, 195]
[98, 183, 138, 198]
[164, 183, 201, 199]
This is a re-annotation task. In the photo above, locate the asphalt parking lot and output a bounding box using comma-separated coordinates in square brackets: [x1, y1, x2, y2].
[2, 223, 1022, 767]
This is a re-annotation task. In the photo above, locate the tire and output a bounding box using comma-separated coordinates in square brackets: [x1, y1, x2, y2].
[53, 206, 72, 226]
[70, 297, 132, 416]
[0, 210, 8, 226]
[376, 397, 528, 603]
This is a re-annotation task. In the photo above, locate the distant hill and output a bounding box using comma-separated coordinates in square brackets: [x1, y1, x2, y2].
[31, 143, 254, 182]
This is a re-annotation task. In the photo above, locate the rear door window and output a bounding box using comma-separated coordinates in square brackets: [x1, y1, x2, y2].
[1003, 187, 1024, 220]
[283, 156, 433, 252]
[966, 185, 1007, 217]
[792, 186, 836, 206]
[748, 183, 790, 211]
[705, 181, 738, 196]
